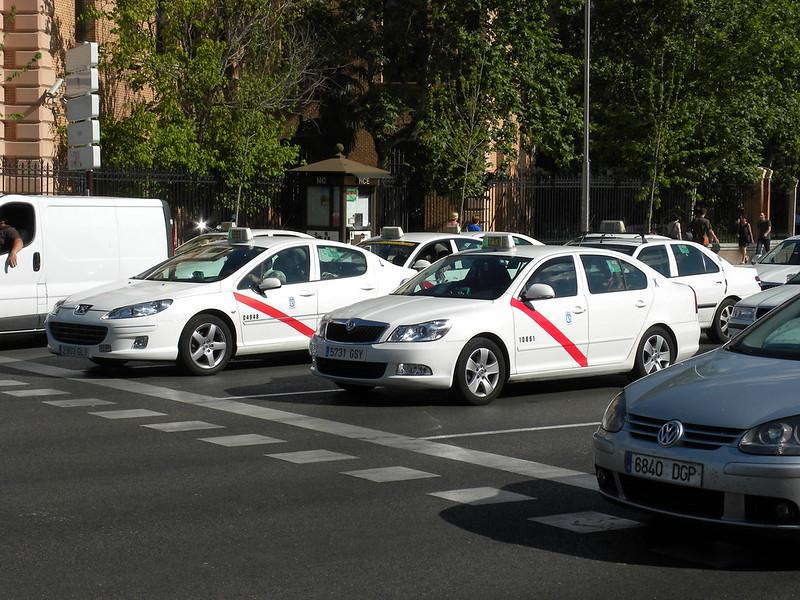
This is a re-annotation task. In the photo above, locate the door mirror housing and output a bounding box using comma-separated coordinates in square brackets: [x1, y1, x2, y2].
[521, 283, 556, 301]
[258, 277, 283, 292]
[412, 259, 431, 271]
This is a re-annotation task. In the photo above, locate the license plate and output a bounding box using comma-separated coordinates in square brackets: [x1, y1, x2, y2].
[59, 344, 90, 358]
[323, 344, 366, 361]
[625, 451, 703, 487]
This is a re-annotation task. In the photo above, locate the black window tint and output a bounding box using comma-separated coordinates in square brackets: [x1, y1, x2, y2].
[670, 244, 706, 276]
[701, 252, 720, 273]
[513, 236, 533, 246]
[620, 260, 648, 290]
[637, 245, 671, 277]
[525, 256, 577, 298]
[454, 238, 482, 251]
[580, 255, 626, 294]
[0, 201, 35, 249]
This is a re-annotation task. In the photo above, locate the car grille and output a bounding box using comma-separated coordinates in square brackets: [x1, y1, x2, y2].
[618, 474, 724, 519]
[326, 321, 388, 343]
[316, 358, 387, 379]
[756, 306, 774, 320]
[626, 414, 744, 450]
[48, 322, 108, 345]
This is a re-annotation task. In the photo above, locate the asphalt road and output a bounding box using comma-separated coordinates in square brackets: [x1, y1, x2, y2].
[3, 335, 800, 600]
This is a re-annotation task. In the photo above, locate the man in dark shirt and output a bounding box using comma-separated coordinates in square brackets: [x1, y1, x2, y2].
[0, 218, 23, 268]
[689, 207, 719, 248]
[756, 211, 772, 256]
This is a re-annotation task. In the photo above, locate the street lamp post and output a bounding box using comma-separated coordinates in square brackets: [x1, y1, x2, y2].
[580, 0, 591, 233]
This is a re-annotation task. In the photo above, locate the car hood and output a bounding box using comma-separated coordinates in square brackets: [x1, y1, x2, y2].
[324, 294, 497, 325]
[736, 284, 800, 308]
[62, 279, 215, 310]
[624, 349, 800, 429]
[755, 263, 800, 285]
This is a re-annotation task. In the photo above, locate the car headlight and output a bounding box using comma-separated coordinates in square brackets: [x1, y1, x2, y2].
[600, 391, 627, 433]
[317, 315, 331, 338]
[102, 299, 173, 320]
[49, 299, 66, 316]
[740, 416, 800, 455]
[731, 306, 756, 321]
[388, 319, 451, 342]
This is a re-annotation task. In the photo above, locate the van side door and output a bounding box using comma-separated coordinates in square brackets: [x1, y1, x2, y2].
[0, 199, 44, 332]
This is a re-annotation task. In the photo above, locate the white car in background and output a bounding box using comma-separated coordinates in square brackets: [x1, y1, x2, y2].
[46, 229, 415, 375]
[751, 235, 800, 289]
[358, 227, 482, 270]
[310, 235, 700, 405]
[467, 231, 543, 246]
[569, 233, 761, 342]
[175, 229, 312, 254]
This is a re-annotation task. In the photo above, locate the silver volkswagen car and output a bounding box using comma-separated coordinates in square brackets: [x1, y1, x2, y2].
[595, 293, 800, 528]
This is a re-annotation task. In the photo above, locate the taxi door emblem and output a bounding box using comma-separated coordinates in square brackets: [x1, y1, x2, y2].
[565, 311, 572, 324]
[74, 304, 92, 315]
[289, 296, 296, 309]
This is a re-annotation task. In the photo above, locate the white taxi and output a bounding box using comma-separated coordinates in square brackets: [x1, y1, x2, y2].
[358, 226, 482, 270]
[46, 229, 416, 375]
[310, 235, 701, 404]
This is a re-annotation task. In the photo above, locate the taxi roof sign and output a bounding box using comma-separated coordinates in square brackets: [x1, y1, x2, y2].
[381, 226, 404, 240]
[482, 234, 515, 250]
[228, 227, 254, 243]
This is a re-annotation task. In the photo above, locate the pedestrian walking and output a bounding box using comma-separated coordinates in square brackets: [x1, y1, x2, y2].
[0, 217, 22, 268]
[756, 211, 772, 256]
[737, 215, 754, 264]
[666, 213, 682, 239]
[689, 207, 719, 249]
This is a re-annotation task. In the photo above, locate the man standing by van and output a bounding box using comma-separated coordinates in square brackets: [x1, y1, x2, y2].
[0, 218, 22, 267]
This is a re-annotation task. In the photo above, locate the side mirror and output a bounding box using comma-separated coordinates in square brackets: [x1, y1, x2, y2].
[258, 277, 283, 292]
[521, 283, 555, 301]
[412, 259, 431, 271]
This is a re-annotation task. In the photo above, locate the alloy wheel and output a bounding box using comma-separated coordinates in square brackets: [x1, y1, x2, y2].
[464, 347, 501, 398]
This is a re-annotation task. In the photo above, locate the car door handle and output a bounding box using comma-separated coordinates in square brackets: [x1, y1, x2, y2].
[635, 300, 648, 308]
[33, 252, 41, 272]
[360, 286, 376, 291]
[299, 291, 315, 297]
[714, 280, 724, 285]
[573, 306, 586, 314]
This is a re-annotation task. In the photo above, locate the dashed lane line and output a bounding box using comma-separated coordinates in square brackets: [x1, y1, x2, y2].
[0, 356, 598, 491]
[142, 421, 224, 433]
[4, 388, 69, 397]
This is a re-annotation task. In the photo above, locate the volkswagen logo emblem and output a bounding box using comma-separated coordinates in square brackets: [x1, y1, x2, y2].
[657, 420, 684, 447]
[345, 319, 357, 332]
[74, 304, 92, 315]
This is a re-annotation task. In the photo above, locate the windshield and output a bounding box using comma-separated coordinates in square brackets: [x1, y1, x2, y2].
[729, 295, 800, 360]
[758, 239, 800, 266]
[133, 244, 266, 283]
[359, 240, 418, 266]
[394, 254, 531, 300]
[175, 233, 226, 255]
[568, 242, 637, 256]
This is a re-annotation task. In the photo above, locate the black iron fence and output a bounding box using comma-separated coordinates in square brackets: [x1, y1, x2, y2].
[0, 159, 789, 244]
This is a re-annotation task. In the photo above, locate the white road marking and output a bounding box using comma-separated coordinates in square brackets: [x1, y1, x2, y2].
[421, 422, 602, 440]
[0, 379, 28, 387]
[429, 487, 535, 505]
[198, 434, 286, 447]
[89, 409, 167, 419]
[267, 450, 358, 464]
[44, 398, 115, 408]
[0, 357, 599, 491]
[216, 389, 342, 400]
[142, 421, 224, 433]
[342, 466, 439, 483]
[4, 388, 69, 397]
[530, 511, 641, 533]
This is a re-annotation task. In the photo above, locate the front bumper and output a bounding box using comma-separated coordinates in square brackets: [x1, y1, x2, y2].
[594, 428, 800, 528]
[309, 334, 459, 389]
[46, 313, 182, 361]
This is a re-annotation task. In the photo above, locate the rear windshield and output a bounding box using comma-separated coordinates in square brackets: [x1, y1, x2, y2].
[359, 240, 418, 266]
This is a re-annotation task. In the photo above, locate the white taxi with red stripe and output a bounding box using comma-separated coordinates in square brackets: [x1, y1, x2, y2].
[310, 235, 700, 404]
[45, 229, 415, 375]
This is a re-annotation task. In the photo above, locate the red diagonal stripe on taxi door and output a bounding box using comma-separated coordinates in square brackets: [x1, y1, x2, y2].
[233, 292, 315, 338]
[510, 298, 588, 367]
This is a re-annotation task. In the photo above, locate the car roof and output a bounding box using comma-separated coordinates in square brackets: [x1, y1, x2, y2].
[361, 232, 466, 244]
[570, 233, 672, 246]
[463, 244, 644, 261]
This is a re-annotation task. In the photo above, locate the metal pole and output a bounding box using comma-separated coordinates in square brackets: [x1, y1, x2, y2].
[580, 0, 591, 233]
[86, 169, 94, 196]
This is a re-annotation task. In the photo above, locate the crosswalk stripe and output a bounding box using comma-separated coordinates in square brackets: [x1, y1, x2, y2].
[429, 487, 536, 505]
[142, 421, 224, 433]
[4, 388, 69, 397]
[198, 434, 286, 447]
[89, 409, 167, 419]
[342, 466, 439, 482]
[530, 511, 642, 533]
[43, 398, 115, 408]
[267, 450, 357, 464]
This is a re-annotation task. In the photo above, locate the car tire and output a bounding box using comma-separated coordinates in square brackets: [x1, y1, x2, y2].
[178, 314, 234, 376]
[89, 357, 127, 368]
[708, 297, 737, 343]
[633, 326, 675, 378]
[334, 382, 375, 393]
[453, 337, 506, 405]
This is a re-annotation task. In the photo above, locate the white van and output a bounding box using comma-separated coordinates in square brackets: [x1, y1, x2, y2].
[0, 194, 171, 334]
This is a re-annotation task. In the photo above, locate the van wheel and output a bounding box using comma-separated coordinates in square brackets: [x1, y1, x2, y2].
[453, 337, 506, 405]
[633, 326, 675, 378]
[708, 298, 736, 343]
[178, 314, 233, 376]
[90, 358, 127, 368]
[334, 382, 375, 393]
